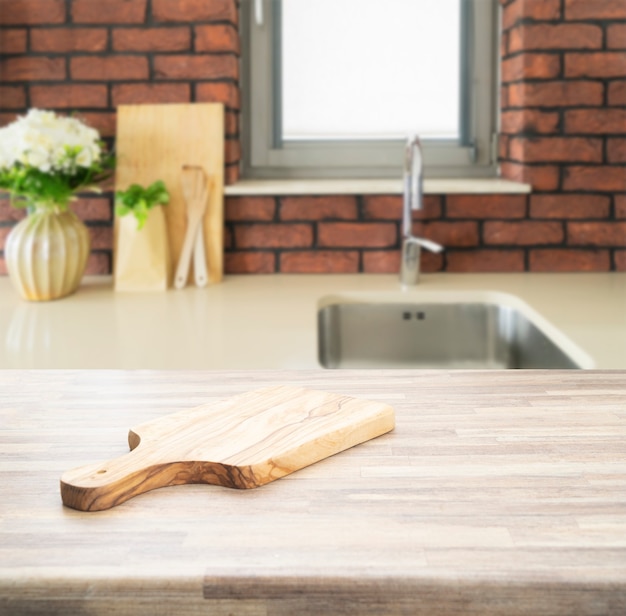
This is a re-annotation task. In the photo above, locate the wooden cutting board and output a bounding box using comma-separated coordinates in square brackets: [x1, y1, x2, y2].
[114, 103, 224, 286]
[60, 386, 395, 512]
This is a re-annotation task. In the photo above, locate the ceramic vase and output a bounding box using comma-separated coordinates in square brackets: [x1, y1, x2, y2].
[5, 205, 91, 301]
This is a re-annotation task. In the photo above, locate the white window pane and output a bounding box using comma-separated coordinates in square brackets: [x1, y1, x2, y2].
[281, 0, 461, 141]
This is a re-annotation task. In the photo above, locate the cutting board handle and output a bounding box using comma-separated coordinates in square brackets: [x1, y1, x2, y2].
[60, 432, 258, 512]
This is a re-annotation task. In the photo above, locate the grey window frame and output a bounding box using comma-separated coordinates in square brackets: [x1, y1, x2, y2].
[241, 0, 499, 179]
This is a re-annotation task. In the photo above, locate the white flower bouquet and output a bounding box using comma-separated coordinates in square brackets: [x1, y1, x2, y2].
[0, 109, 114, 211]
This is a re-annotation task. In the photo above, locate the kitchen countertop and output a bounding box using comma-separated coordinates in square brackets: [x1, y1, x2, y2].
[0, 273, 625, 369]
[1, 370, 625, 615]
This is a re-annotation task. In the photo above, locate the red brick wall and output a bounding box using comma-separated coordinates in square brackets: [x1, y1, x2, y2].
[1, 0, 625, 275]
[499, 0, 626, 272]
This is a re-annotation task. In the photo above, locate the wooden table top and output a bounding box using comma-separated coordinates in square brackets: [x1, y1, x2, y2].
[1, 370, 625, 616]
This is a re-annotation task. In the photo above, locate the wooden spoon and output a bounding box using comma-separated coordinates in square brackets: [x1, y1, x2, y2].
[175, 166, 209, 289]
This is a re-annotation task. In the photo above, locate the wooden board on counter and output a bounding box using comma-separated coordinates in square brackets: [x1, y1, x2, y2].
[114, 103, 224, 286]
[60, 385, 395, 511]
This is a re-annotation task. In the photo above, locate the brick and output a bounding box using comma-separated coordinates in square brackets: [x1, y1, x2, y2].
[446, 195, 527, 219]
[484, 221, 563, 245]
[72, 0, 147, 24]
[608, 81, 626, 106]
[30, 85, 108, 109]
[225, 197, 275, 222]
[362, 195, 441, 220]
[225, 139, 240, 165]
[224, 252, 275, 274]
[362, 250, 400, 274]
[225, 163, 239, 186]
[608, 24, 626, 50]
[420, 251, 445, 273]
[0, 0, 65, 25]
[530, 195, 611, 219]
[510, 137, 603, 163]
[501, 85, 509, 109]
[530, 249, 610, 272]
[615, 251, 626, 270]
[0, 198, 27, 221]
[195, 24, 239, 53]
[499, 162, 560, 191]
[502, 0, 561, 30]
[568, 222, 626, 246]
[71, 56, 148, 81]
[0, 86, 25, 109]
[500, 110, 560, 135]
[154, 55, 238, 80]
[234, 223, 312, 249]
[499, 135, 509, 160]
[0, 57, 65, 82]
[88, 226, 113, 250]
[31, 28, 107, 52]
[223, 226, 232, 249]
[565, 0, 626, 20]
[112, 27, 190, 52]
[196, 82, 240, 109]
[501, 53, 560, 82]
[412, 221, 479, 247]
[565, 52, 626, 79]
[608, 139, 626, 163]
[75, 112, 116, 137]
[152, 0, 237, 23]
[563, 166, 626, 192]
[616, 194, 626, 218]
[318, 222, 396, 248]
[565, 109, 626, 134]
[362, 250, 443, 274]
[112, 83, 190, 106]
[508, 81, 603, 108]
[85, 252, 111, 275]
[71, 197, 111, 221]
[0, 29, 26, 53]
[446, 250, 525, 272]
[225, 111, 238, 135]
[280, 196, 358, 221]
[280, 251, 359, 274]
[509, 24, 602, 53]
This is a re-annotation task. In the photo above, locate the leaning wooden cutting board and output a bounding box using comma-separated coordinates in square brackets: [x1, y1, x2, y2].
[114, 103, 224, 286]
[60, 386, 395, 512]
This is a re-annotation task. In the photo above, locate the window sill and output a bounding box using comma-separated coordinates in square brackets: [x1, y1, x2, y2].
[224, 178, 531, 196]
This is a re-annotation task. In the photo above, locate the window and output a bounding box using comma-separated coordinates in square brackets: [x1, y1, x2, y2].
[242, 0, 498, 179]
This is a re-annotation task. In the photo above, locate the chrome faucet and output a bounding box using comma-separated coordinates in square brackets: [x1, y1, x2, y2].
[400, 135, 444, 286]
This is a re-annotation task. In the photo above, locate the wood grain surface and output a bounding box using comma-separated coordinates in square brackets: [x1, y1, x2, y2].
[114, 103, 224, 287]
[60, 385, 395, 512]
[1, 370, 625, 616]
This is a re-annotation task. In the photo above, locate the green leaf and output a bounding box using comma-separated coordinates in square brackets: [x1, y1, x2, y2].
[115, 180, 170, 230]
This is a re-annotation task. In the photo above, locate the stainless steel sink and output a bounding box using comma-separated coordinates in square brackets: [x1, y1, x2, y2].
[318, 298, 588, 370]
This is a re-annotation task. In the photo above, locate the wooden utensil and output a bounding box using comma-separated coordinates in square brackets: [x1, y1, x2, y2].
[175, 166, 210, 289]
[60, 386, 395, 512]
[193, 218, 208, 287]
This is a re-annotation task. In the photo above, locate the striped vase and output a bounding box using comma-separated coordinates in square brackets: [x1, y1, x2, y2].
[5, 205, 91, 301]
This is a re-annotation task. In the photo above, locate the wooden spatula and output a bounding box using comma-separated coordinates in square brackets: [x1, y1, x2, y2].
[175, 165, 210, 289]
[60, 386, 395, 512]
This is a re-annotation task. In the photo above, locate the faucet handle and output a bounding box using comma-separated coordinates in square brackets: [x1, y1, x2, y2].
[409, 236, 444, 253]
